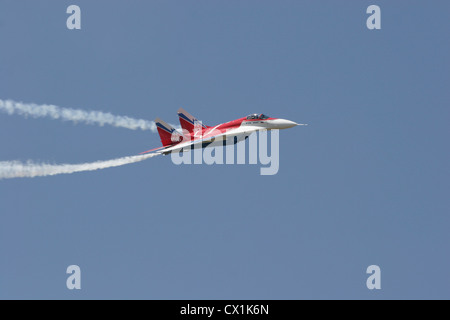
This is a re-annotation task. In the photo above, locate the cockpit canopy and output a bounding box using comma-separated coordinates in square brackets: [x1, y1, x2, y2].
[246, 113, 269, 120]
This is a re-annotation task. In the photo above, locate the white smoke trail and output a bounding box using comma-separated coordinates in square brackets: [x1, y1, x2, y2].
[0, 153, 160, 180]
[0, 99, 157, 131]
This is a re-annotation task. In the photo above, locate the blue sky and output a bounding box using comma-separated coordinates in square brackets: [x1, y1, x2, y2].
[0, 1, 449, 299]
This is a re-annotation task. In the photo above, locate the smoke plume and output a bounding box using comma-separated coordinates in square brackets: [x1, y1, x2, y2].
[0, 153, 160, 180]
[0, 99, 157, 131]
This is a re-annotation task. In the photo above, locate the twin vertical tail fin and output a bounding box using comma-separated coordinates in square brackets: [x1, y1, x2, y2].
[177, 107, 208, 133]
[155, 118, 182, 147]
[155, 108, 207, 147]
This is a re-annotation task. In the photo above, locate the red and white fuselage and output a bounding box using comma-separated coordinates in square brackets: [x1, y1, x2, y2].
[142, 108, 302, 155]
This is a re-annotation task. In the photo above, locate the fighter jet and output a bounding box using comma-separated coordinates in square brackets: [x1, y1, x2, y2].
[141, 108, 305, 155]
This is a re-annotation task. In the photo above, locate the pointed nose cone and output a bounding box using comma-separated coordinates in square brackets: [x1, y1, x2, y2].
[271, 119, 298, 129]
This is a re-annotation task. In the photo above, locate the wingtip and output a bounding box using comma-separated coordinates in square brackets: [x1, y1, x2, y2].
[139, 146, 166, 155]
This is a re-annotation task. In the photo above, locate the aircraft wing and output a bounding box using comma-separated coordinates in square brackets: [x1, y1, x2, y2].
[156, 126, 264, 155]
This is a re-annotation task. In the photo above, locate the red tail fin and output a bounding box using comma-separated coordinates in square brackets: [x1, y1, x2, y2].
[155, 118, 182, 147]
[177, 107, 208, 133]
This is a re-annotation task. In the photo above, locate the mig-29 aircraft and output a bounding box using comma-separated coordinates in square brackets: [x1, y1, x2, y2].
[141, 108, 304, 155]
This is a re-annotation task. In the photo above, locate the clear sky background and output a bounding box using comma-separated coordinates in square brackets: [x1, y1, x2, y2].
[0, 1, 449, 299]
